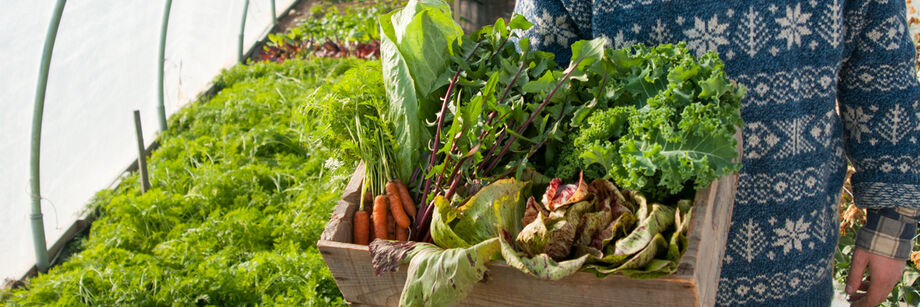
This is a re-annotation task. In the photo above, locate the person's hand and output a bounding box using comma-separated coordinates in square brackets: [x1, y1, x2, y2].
[845, 247, 906, 307]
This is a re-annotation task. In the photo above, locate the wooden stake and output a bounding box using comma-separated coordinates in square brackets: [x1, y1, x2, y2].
[133, 110, 151, 193]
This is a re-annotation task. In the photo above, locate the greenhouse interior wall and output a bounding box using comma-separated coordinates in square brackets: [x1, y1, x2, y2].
[2, 0, 919, 301]
[0, 0, 295, 282]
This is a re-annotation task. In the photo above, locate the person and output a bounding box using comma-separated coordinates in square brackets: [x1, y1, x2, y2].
[513, 0, 920, 306]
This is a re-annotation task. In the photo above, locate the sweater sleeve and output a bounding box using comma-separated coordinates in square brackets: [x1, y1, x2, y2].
[512, 0, 585, 66]
[838, 0, 920, 209]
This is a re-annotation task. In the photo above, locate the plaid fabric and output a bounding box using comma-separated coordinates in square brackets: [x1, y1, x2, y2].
[855, 207, 920, 260]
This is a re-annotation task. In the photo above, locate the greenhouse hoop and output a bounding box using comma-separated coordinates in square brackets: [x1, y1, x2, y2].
[29, 0, 68, 273]
[157, 0, 173, 131]
[239, 0, 251, 63]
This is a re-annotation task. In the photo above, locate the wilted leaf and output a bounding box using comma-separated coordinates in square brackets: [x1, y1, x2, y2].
[590, 178, 630, 212]
[588, 233, 668, 276]
[617, 233, 668, 270]
[544, 201, 593, 259]
[575, 208, 614, 248]
[598, 211, 637, 249]
[493, 181, 532, 240]
[500, 231, 587, 280]
[400, 238, 500, 307]
[431, 197, 472, 249]
[630, 190, 649, 221]
[516, 213, 550, 257]
[618, 259, 673, 279]
[581, 212, 637, 273]
[451, 179, 529, 245]
[522, 196, 548, 226]
[369, 240, 419, 275]
[542, 174, 591, 211]
[614, 203, 675, 256]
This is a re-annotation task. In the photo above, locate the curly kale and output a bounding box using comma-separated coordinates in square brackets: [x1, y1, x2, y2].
[548, 140, 605, 182]
[568, 44, 744, 200]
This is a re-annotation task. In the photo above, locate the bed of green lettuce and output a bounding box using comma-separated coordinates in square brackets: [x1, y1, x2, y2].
[0, 57, 382, 306]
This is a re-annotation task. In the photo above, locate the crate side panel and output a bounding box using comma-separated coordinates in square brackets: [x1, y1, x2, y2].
[464, 265, 697, 307]
[676, 181, 716, 278]
[321, 163, 365, 242]
[676, 174, 739, 305]
[692, 174, 738, 306]
[318, 240, 404, 306]
[317, 242, 698, 307]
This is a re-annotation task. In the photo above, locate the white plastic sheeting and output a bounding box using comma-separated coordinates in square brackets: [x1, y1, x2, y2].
[0, 0, 294, 280]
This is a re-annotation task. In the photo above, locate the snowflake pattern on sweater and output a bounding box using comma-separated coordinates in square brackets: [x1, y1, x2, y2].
[513, 0, 920, 306]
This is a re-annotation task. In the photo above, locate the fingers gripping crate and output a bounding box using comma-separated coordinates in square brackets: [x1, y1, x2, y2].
[317, 162, 739, 307]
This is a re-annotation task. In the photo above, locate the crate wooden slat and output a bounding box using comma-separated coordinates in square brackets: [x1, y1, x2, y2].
[318, 163, 739, 306]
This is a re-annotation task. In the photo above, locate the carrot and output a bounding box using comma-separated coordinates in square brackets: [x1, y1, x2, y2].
[396, 226, 409, 241]
[386, 181, 412, 228]
[369, 214, 375, 241]
[387, 210, 396, 239]
[353, 210, 370, 245]
[395, 179, 417, 220]
[373, 195, 389, 240]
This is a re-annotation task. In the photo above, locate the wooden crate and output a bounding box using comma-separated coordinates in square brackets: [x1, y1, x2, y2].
[318, 163, 739, 306]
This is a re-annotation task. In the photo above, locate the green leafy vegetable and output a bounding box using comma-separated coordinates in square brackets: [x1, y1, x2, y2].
[430, 179, 529, 248]
[499, 231, 588, 281]
[370, 7, 745, 304]
[613, 203, 676, 256]
[370, 238, 500, 307]
[430, 196, 472, 248]
[6, 58, 379, 306]
[379, 0, 464, 180]
[450, 179, 529, 244]
[400, 238, 499, 307]
[561, 44, 744, 200]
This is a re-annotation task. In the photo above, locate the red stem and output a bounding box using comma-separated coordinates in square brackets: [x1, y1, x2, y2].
[444, 174, 463, 200]
[418, 42, 483, 225]
[483, 58, 586, 175]
[478, 60, 527, 136]
[414, 202, 434, 241]
[433, 130, 464, 191]
[496, 98, 570, 179]
[444, 144, 479, 190]
[487, 37, 508, 63]
[476, 121, 512, 175]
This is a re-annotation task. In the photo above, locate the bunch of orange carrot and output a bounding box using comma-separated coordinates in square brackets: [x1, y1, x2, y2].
[342, 109, 412, 245]
[353, 179, 417, 244]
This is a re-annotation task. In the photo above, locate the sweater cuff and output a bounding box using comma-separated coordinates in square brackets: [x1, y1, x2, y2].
[854, 207, 919, 260]
[851, 182, 920, 209]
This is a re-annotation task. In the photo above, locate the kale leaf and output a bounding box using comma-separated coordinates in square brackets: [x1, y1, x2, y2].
[568, 44, 744, 200]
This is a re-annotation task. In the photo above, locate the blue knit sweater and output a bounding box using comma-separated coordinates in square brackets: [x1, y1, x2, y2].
[513, 0, 920, 306]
